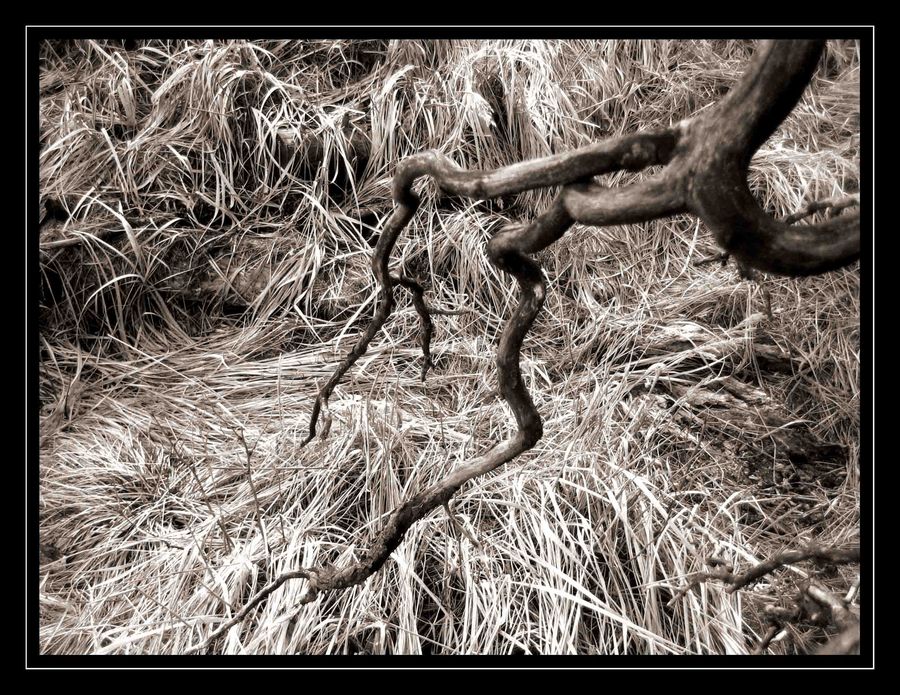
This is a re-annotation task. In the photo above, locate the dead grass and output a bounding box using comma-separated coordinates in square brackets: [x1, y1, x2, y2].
[38, 38, 860, 655]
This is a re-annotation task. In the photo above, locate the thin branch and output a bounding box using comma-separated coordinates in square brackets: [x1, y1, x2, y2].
[725, 545, 859, 593]
[392, 274, 435, 381]
[669, 545, 859, 604]
[181, 449, 233, 554]
[235, 428, 270, 558]
[667, 558, 735, 607]
[751, 624, 781, 655]
[183, 567, 317, 654]
[395, 271, 471, 385]
[784, 194, 860, 224]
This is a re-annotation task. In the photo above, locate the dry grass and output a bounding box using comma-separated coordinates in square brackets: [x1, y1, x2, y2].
[38, 38, 861, 655]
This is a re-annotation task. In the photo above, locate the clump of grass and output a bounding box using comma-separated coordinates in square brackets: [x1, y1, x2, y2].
[39, 39, 860, 655]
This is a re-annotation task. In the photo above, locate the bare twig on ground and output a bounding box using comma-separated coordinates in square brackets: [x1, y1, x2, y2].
[670, 544, 860, 655]
[725, 545, 860, 593]
[784, 194, 860, 225]
[670, 544, 859, 602]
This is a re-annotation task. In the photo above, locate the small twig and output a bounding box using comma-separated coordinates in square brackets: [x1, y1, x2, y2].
[235, 428, 270, 558]
[180, 448, 234, 554]
[667, 558, 735, 607]
[443, 501, 465, 573]
[392, 274, 435, 381]
[751, 624, 781, 655]
[669, 544, 859, 604]
[444, 500, 480, 548]
[183, 567, 318, 654]
[725, 545, 859, 593]
[784, 194, 860, 225]
[693, 251, 731, 267]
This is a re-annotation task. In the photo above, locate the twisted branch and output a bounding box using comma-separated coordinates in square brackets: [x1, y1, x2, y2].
[669, 544, 861, 603]
[300, 130, 680, 445]
[668, 545, 860, 655]
[188, 40, 861, 653]
[391, 274, 470, 381]
[724, 545, 860, 593]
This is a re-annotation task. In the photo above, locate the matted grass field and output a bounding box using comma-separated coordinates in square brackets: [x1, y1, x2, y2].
[37, 38, 861, 655]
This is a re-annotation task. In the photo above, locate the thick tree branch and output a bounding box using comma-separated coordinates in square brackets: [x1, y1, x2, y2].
[561, 168, 687, 226]
[392, 130, 679, 202]
[681, 40, 860, 275]
[697, 39, 827, 162]
[688, 166, 860, 275]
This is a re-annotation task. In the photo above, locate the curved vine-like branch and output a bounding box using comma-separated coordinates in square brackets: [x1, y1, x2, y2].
[300, 129, 680, 445]
[188, 40, 860, 653]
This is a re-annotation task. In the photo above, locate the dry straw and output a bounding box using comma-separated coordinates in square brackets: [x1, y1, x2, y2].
[39, 38, 860, 655]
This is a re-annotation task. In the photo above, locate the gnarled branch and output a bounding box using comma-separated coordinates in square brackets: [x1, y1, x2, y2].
[667, 544, 860, 655]
[188, 40, 860, 653]
[681, 40, 860, 275]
